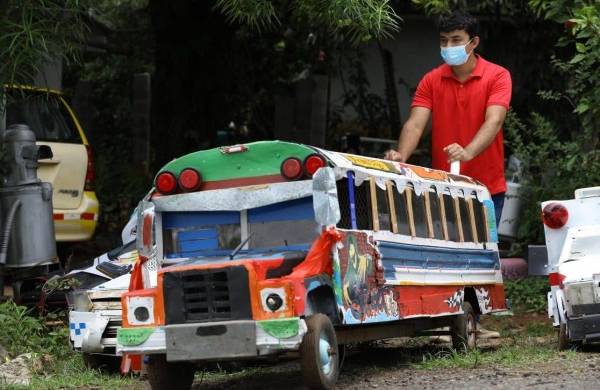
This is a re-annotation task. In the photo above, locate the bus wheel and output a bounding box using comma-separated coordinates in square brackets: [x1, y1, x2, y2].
[147, 354, 195, 390]
[558, 322, 570, 351]
[450, 301, 477, 350]
[300, 314, 340, 390]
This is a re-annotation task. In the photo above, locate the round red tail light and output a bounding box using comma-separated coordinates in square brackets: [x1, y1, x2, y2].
[178, 168, 202, 192]
[304, 154, 326, 177]
[281, 157, 303, 180]
[542, 202, 569, 229]
[155, 172, 177, 194]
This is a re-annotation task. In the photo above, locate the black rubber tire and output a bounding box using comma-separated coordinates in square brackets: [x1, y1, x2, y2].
[82, 353, 121, 373]
[147, 354, 195, 390]
[300, 314, 340, 390]
[450, 301, 477, 350]
[558, 322, 570, 351]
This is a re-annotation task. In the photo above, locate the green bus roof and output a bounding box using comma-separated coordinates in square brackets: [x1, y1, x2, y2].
[156, 141, 316, 182]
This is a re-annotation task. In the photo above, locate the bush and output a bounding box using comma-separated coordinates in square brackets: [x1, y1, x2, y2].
[504, 277, 549, 313]
[0, 301, 67, 358]
[504, 111, 600, 249]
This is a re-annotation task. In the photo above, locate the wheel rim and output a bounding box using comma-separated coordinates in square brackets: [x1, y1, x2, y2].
[318, 334, 333, 375]
[467, 314, 477, 348]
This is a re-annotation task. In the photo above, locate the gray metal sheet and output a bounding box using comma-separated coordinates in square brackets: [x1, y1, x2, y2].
[166, 321, 257, 361]
[153, 181, 312, 212]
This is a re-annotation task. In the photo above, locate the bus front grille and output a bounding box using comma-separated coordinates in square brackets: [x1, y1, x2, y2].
[163, 266, 252, 324]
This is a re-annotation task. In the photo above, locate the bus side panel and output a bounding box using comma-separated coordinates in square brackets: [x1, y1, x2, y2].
[334, 231, 401, 325]
[333, 231, 505, 325]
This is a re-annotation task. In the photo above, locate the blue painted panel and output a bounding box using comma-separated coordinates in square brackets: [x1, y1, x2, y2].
[179, 238, 219, 252]
[378, 240, 499, 280]
[163, 211, 240, 229]
[178, 229, 218, 241]
[248, 197, 314, 223]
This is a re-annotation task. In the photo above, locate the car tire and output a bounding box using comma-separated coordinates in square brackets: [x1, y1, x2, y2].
[147, 354, 195, 390]
[450, 301, 477, 350]
[300, 314, 340, 390]
[82, 353, 120, 373]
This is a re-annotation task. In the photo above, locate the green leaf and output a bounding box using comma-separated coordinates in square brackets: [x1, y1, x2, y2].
[570, 54, 586, 64]
[575, 42, 587, 53]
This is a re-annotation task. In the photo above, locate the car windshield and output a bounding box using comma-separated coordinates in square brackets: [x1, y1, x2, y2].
[162, 197, 319, 259]
[3, 90, 81, 143]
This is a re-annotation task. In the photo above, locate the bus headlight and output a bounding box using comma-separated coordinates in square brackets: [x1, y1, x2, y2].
[260, 288, 286, 312]
[127, 296, 155, 325]
[266, 293, 284, 312]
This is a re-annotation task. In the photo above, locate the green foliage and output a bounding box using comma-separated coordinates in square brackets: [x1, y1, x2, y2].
[0, 301, 45, 356]
[504, 277, 549, 313]
[0, 301, 68, 357]
[417, 336, 568, 369]
[411, 0, 532, 15]
[504, 110, 600, 247]
[0, 1, 89, 87]
[529, 1, 600, 147]
[215, 0, 401, 45]
[0, 301, 140, 389]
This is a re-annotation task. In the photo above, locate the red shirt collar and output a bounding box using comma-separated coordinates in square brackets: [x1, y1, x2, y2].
[441, 55, 485, 80]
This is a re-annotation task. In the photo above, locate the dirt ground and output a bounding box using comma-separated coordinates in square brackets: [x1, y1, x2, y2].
[187, 345, 600, 390]
[181, 315, 600, 390]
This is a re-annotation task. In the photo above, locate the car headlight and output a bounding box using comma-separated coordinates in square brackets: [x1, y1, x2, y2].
[67, 290, 93, 312]
[126, 296, 155, 325]
[260, 288, 286, 313]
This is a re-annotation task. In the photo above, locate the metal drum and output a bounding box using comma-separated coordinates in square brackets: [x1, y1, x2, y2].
[0, 183, 57, 267]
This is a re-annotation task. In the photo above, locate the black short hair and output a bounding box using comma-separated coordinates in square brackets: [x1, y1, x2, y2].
[439, 10, 479, 39]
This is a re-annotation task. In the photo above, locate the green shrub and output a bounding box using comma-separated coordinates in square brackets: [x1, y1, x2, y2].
[504, 277, 549, 313]
[504, 111, 600, 249]
[0, 301, 68, 358]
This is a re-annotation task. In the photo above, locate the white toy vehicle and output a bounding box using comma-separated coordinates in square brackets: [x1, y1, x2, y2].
[542, 186, 600, 349]
[67, 245, 138, 371]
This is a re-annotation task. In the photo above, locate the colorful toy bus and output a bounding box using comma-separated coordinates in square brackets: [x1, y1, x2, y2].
[116, 141, 506, 390]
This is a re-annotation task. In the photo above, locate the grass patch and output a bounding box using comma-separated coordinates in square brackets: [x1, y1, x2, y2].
[504, 277, 549, 314]
[414, 335, 574, 370]
[0, 301, 143, 389]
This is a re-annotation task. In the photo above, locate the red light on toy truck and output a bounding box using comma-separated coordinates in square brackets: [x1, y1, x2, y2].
[281, 157, 303, 180]
[304, 154, 326, 177]
[542, 203, 569, 229]
[178, 168, 202, 192]
[548, 272, 566, 289]
[155, 172, 177, 194]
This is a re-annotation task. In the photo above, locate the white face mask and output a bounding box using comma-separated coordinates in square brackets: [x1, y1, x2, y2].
[440, 39, 473, 66]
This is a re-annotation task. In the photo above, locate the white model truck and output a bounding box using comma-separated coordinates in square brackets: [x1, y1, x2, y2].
[542, 186, 600, 349]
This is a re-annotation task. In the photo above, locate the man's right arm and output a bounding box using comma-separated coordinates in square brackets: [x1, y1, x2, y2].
[386, 106, 431, 162]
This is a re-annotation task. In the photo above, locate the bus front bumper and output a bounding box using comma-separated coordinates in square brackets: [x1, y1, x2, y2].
[117, 318, 307, 361]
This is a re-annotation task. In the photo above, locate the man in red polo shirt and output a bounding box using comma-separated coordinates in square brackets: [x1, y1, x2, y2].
[385, 10, 512, 225]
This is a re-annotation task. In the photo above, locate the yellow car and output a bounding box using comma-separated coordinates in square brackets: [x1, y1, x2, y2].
[3, 85, 99, 242]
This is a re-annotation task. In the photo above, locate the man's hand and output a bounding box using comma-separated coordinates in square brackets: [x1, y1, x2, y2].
[384, 149, 404, 162]
[443, 143, 475, 163]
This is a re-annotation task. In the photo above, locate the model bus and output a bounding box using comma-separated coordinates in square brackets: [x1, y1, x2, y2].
[116, 141, 506, 390]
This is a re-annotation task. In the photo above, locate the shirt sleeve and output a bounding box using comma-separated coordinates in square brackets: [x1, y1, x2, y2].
[486, 68, 512, 109]
[411, 71, 434, 110]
